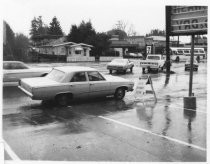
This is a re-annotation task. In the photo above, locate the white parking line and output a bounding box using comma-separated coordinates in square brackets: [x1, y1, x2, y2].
[3, 140, 21, 161]
[99, 116, 206, 152]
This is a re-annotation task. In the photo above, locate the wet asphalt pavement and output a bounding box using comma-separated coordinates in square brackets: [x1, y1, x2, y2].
[2, 61, 207, 162]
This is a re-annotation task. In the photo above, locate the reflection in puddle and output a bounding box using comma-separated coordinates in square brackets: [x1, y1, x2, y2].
[162, 95, 171, 136]
[135, 101, 156, 129]
[183, 108, 197, 144]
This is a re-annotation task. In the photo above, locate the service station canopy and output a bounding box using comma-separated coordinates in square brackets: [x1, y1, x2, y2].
[169, 6, 208, 36]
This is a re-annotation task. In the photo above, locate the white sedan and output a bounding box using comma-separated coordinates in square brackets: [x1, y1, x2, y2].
[3, 61, 52, 86]
[18, 66, 134, 106]
[107, 58, 134, 74]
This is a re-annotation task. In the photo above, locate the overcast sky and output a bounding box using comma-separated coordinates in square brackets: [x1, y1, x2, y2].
[1, 0, 208, 42]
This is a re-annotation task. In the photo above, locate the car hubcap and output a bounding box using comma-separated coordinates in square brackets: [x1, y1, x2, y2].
[117, 90, 123, 98]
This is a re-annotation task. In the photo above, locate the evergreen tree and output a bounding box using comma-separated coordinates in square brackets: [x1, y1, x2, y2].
[67, 20, 96, 44]
[14, 33, 30, 61]
[48, 16, 63, 36]
[30, 17, 39, 38]
[3, 21, 15, 60]
[30, 16, 49, 40]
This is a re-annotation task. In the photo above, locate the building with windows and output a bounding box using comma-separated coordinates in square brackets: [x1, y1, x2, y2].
[37, 42, 93, 62]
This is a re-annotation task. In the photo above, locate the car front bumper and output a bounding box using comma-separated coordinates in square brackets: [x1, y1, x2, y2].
[18, 86, 34, 99]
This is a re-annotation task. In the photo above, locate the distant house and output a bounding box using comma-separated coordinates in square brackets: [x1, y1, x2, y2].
[37, 41, 93, 62]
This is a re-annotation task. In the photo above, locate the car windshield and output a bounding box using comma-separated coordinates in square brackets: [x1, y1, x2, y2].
[147, 56, 160, 60]
[112, 59, 127, 63]
[186, 59, 197, 64]
[3, 62, 29, 70]
[46, 69, 65, 82]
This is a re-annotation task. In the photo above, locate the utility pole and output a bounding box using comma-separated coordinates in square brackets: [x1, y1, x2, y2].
[165, 6, 171, 73]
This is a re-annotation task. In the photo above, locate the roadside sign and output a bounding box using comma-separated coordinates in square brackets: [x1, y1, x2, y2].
[135, 75, 157, 102]
[146, 45, 152, 54]
[168, 6, 208, 35]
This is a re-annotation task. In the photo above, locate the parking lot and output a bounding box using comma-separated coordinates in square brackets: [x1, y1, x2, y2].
[3, 60, 207, 162]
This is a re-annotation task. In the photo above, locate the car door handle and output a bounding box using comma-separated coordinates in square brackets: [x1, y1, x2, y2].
[89, 83, 94, 86]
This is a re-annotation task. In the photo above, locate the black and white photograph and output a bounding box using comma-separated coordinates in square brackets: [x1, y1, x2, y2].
[1, 0, 209, 163]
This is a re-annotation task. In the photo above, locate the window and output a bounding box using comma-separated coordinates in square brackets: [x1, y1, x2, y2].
[88, 71, 105, 81]
[46, 69, 65, 82]
[147, 56, 160, 60]
[71, 72, 87, 82]
[184, 50, 190, 53]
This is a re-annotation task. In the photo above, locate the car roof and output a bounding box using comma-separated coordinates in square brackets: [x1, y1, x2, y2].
[113, 58, 127, 60]
[3, 61, 25, 64]
[54, 66, 97, 73]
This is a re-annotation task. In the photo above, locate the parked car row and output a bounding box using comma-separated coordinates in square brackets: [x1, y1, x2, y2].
[4, 57, 199, 106]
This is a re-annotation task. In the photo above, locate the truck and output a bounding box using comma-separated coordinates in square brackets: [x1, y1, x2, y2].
[140, 54, 166, 73]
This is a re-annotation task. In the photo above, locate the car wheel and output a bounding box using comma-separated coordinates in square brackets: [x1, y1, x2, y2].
[195, 68, 198, 71]
[185, 67, 187, 71]
[130, 67, 133, 73]
[56, 94, 70, 107]
[176, 57, 180, 62]
[114, 88, 125, 100]
[142, 68, 145, 74]
[109, 70, 112, 74]
[123, 70, 126, 74]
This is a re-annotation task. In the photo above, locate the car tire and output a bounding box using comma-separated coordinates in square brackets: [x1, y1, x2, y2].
[114, 88, 125, 100]
[185, 67, 187, 71]
[142, 68, 145, 74]
[130, 67, 133, 73]
[195, 68, 198, 71]
[56, 94, 70, 107]
[123, 70, 126, 74]
[109, 70, 112, 74]
[176, 57, 180, 62]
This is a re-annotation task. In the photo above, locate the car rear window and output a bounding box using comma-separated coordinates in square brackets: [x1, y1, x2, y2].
[46, 69, 65, 82]
[112, 59, 127, 63]
[147, 56, 160, 60]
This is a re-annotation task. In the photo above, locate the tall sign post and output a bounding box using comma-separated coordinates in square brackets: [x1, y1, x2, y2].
[166, 6, 208, 109]
[165, 6, 171, 73]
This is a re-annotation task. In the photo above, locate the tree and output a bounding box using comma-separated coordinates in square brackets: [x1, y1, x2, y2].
[30, 16, 49, 40]
[91, 32, 110, 56]
[146, 29, 165, 36]
[67, 20, 96, 45]
[14, 33, 30, 61]
[48, 16, 63, 36]
[30, 17, 39, 38]
[107, 29, 127, 40]
[3, 21, 15, 60]
[67, 20, 110, 56]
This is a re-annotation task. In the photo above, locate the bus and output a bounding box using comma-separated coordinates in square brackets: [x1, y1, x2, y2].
[169, 47, 206, 62]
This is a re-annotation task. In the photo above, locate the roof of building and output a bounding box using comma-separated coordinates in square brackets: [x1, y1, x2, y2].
[37, 42, 93, 48]
[146, 36, 166, 41]
[69, 43, 93, 48]
[53, 42, 76, 47]
[126, 36, 144, 39]
[110, 40, 138, 48]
